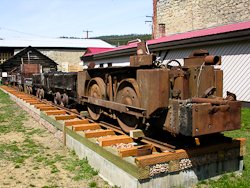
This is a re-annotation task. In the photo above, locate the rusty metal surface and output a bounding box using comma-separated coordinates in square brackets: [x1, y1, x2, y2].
[130, 54, 154, 67]
[28, 47, 241, 137]
[184, 55, 221, 67]
[83, 96, 146, 117]
[77, 70, 90, 103]
[214, 69, 223, 97]
[115, 80, 141, 132]
[137, 69, 169, 117]
[188, 66, 215, 98]
[169, 67, 189, 99]
[192, 101, 241, 136]
[191, 97, 229, 105]
[164, 98, 241, 136]
[204, 55, 221, 65]
[184, 56, 205, 67]
[86, 77, 106, 120]
[21, 64, 40, 74]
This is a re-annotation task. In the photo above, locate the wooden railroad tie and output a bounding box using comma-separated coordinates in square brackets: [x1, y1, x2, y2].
[20, 97, 33, 100]
[54, 114, 77, 120]
[135, 138, 246, 167]
[24, 99, 39, 102]
[45, 110, 67, 115]
[72, 123, 101, 131]
[28, 101, 44, 105]
[64, 119, 89, 126]
[98, 135, 133, 147]
[34, 104, 49, 108]
[84, 129, 115, 138]
[16, 94, 28, 97]
[40, 107, 58, 111]
[118, 145, 152, 158]
[34, 103, 47, 106]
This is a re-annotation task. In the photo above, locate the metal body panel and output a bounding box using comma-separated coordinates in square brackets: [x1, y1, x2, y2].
[77, 70, 90, 103]
[164, 99, 241, 136]
[137, 69, 169, 117]
[192, 101, 241, 136]
[33, 72, 78, 101]
[214, 70, 223, 97]
[188, 66, 215, 97]
[130, 55, 154, 67]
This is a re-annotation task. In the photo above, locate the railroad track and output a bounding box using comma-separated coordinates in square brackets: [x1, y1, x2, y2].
[1, 85, 245, 178]
[1, 86, 174, 153]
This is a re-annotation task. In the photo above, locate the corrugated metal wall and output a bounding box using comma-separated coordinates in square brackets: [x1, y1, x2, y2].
[159, 41, 250, 102]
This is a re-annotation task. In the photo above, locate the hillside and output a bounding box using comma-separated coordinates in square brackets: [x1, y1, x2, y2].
[92, 34, 152, 46]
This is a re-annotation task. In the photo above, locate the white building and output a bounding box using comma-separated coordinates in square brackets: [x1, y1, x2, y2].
[0, 37, 113, 72]
[82, 21, 250, 103]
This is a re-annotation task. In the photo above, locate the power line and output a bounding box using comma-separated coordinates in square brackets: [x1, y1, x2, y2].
[0, 26, 55, 38]
[145, 15, 153, 39]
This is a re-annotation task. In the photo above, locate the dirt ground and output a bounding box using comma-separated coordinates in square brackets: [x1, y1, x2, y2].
[0, 91, 110, 188]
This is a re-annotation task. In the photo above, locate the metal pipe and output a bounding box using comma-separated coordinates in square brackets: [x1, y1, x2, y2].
[113, 76, 117, 99]
[191, 97, 228, 105]
[108, 75, 113, 101]
[204, 55, 220, 65]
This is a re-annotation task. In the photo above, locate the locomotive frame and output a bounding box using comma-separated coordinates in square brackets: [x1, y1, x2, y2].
[31, 43, 241, 137]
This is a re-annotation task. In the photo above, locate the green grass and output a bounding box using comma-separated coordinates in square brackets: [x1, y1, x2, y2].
[0, 89, 100, 184]
[0, 91, 27, 134]
[63, 152, 98, 181]
[88, 181, 97, 188]
[198, 108, 250, 187]
[0, 138, 42, 164]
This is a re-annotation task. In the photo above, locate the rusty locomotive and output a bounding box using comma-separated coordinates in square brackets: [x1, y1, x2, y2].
[32, 43, 241, 137]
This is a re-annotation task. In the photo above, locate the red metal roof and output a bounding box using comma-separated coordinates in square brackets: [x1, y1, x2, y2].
[148, 20, 250, 45]
[84, 21, 250, 57]
[84, 42, 139, 57]
[84, 47, 114, 57]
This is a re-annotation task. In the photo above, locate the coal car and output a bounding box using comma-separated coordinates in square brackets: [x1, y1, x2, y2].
[33, 72, 77, 106]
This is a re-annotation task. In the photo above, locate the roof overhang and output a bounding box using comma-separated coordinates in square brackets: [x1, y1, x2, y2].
[149, 29, 250, 52]
[83, 21, 250, 62]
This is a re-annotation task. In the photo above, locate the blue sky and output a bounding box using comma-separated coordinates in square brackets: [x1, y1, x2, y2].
[0, 0, 152, 38]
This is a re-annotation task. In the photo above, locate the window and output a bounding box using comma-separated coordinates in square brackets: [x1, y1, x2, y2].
[158, 23, 166, 37]
[0, 52, 12, 64]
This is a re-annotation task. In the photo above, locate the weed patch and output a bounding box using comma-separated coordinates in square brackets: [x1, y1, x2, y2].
[64, 158, 98, 180]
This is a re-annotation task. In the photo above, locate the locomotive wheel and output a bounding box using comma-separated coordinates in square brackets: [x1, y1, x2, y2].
[24, 86, 28, 93]
[54, 92, 61, 105]
[38, 89, 44, 100]
[87, 77, 106, 120]
[61, 93, 69, 107]
[115, 80, 141, 133]
[18, 85, 23, 92]
[29, 86, 33, 95]
[36, 89, 40, 98]
[27, 86, 32, 94]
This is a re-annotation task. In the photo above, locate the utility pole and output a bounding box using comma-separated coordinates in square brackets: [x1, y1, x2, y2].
[83, 30, 93, 39]
[145, 16, 153, 39]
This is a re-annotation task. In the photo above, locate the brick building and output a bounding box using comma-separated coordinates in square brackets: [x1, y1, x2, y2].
[153, 0, 250, 38]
